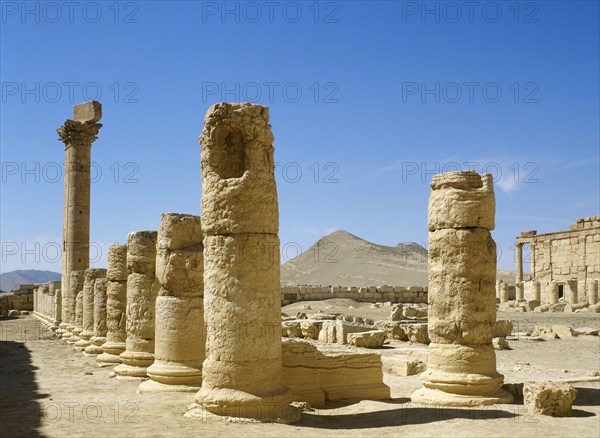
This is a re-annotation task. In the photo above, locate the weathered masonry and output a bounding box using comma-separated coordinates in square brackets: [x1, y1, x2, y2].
[515, 216, 600, 305]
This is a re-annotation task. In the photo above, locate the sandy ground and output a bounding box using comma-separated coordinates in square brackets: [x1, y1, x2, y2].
[1, 305, 599, 438]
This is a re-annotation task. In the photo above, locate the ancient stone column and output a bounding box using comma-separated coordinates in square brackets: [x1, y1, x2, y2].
[97, 244, 128, 365]
[532, 281, 541, 302]
[69, 287, 84, 344]
[57, 101, 102, 323]
[85, 277, 108, 355]
[114, 231, 158, 379]
[500, 281, 509, 304]
[75, 268, 106, 351]
[48, 281, 62, 331]
[588, 280, 599, 306]
[549, 281, 559, 305]
[411, 171, 512, 406]
[64, 270, 85, 341]
[515, 243, 523, 283]
[566, 280, 578, 304]
[191, 103, 298, 422]
[516, 281, 525, 302]
[495, 280, 502, 301]
[139, 213, 204, 393]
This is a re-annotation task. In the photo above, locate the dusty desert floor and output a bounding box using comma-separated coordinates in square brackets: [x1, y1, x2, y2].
[1, 302, 599, 438]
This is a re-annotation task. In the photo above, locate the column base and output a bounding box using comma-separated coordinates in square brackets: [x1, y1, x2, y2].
[96, 341, 126, 365]
[84, 345, 103, 355]
[114, 351, 154, 379]
[192, 386, 301, 423]
[139, 379, 199, 393]
[74, 338, 90, 348]
[146, 361, 202, 387]
[411, 387, 513, 407]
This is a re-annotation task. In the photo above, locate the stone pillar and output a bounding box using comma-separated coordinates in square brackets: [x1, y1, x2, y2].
[97, 244, 128, 365]
[549, 281, 559, 305]
[516, 282, 525, 302]
[48, 281, 62, 331]
[566, 280, 578, 304]
[75, 268, 106, 351]
[191, 103, 298, 422]
[115, 231, 158, 379]
[411, 171, 512, 406]
[495, 280, 502, 301]
[64, 270, 85, 341]
[500, 282, 509, 304]
[85, 277, 108, 355]
[515, 243, 523, 283]
[57, 101, 102, 323]
[139, 213, 204, 393]
[69, 287, 84, 344]
[532, 281, 541, 302]
[587, 280, 599, 306]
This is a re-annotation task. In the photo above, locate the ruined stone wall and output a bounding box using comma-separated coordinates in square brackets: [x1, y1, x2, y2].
[517, 216, 600, 303]
[280, 285, 428, 305]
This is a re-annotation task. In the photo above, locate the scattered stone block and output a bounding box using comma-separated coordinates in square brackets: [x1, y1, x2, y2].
[382, 356, 426, 376]
[8, 309, 19, 317]
[551, 325, 576, 338]
[282, 338, 390, 408]
[572, 327, 598, 336]
[347, 330, 387, 348]
[300, 320, 322, 340]
[495, 320, 513, 338]
[523, 381, 576, 416]
[493, 337, 509, 349]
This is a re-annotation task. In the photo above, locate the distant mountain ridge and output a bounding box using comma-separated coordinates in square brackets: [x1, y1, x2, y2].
[0, 270, 61, 292]
[281, 230, 517, 287]
[281, 230, 429, 287]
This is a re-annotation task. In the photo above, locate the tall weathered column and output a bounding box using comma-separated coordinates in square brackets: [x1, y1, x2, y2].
[139, 213, 204, 393]
[495, 280, 502, 301]
[69, 286, 84, 344]
[63, 270, 85, 341]
[412, 171, 512, 406]
[114, 231, 158, 379]
[549, 281, 559, 304]
[75, 268, 106, 351]
[48, 281, 62, 331]
[85, 277, 108, 355]
[566, 280, 578, 304]
[97, 244, 128, 365]
[515, 243, 523, 283]
[57, 101, 102, 324]
[588, 280, 599, 306]
[191, 103, 298, 422]
[516, 282, 525, 301]
[532, 281, 541, 302]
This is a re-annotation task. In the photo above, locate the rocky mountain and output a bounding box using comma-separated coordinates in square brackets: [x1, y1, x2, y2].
[0, 270, 61, 293]
[281, 230, 517, 287]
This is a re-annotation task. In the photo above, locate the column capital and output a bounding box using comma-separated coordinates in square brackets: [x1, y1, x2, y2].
[57, 120, 102, 146]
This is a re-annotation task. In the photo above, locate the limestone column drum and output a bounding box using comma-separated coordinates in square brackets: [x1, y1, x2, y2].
[75, 268, 106, 351]
[191, 103, 299, 422]
[114, 231, 158, 379]
[411, 171, 513, 406]
[139, 213, 205, 393]
[69, 287, 84, 344]
[97, 244, 128, 365]
[64, 270, 85, 341]
[57, 101, 102, 325]
[85, 277, 108, 355]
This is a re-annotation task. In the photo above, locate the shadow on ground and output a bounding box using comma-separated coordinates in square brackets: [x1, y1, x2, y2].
[0, 320, 47, 437]
[298, 398, 519, 429]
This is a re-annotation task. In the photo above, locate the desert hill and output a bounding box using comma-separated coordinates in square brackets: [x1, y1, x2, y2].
[281, 230, 517, 287]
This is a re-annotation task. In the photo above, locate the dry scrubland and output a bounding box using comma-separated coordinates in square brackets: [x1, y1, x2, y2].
[1, 304, 599, 438]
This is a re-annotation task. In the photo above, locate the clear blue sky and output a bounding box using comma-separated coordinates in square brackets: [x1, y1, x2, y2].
[1, 1, 599, 274]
